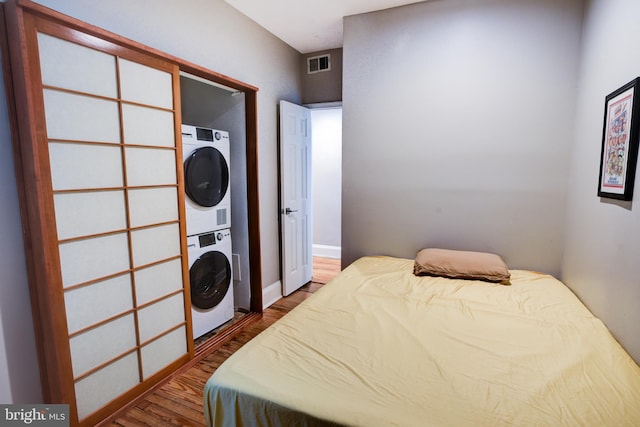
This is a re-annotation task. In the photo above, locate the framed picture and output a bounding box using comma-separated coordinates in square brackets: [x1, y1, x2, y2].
[598, 77, 640, 200]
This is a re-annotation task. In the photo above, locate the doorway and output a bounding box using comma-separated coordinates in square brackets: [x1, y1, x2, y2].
[310, 106, 342, 279]
[278, 103, 342, 294]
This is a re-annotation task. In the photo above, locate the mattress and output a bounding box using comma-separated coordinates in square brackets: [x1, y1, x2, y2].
[204, 256, 640, 426]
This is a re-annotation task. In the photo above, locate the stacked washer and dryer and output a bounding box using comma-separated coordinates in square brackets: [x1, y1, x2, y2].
[182, 124, 234, 340]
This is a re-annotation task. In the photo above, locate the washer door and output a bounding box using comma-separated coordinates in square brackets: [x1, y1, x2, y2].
[184, 146, 229, 207]
[190, 251, 231, 310]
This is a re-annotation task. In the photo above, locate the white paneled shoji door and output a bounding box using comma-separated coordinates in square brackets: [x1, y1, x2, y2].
[41, 33, 190, 422]
[3, 7, 192, 425]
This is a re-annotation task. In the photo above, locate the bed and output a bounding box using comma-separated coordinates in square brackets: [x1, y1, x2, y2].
[204, 255, 640, 426]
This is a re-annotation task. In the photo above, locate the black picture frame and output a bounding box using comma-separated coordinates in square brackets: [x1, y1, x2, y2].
[598, 77, 640, 201]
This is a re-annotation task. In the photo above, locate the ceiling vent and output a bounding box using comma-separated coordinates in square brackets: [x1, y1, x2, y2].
[307, 54, 331, 74]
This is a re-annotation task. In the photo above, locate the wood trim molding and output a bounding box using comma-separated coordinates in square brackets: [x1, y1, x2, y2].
[173, 65, 196, 355]
[246, 91, 264, 313]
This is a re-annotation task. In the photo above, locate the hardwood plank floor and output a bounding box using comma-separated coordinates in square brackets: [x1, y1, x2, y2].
[106, 257, 340, 427]
[312, 256, 341, 284]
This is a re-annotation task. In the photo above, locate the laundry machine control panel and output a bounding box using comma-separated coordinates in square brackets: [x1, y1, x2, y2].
[198, 232, 216, 248]
[193, 228, 231, 249]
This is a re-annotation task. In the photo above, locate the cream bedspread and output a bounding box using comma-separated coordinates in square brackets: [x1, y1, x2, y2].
[205, 256, 640, 426]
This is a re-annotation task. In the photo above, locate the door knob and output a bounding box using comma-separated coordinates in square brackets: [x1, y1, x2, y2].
[285, 208, 298, 215]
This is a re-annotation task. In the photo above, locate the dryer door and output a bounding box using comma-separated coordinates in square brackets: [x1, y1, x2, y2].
[190, 251, 231, 309]
[184, 146, 229, 207]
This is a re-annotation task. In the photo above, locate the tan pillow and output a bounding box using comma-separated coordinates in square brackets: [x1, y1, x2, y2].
[414, 248, 510, 283]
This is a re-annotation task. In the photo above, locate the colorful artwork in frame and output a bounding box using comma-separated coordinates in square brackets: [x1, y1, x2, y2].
[598, 77, 640, 201]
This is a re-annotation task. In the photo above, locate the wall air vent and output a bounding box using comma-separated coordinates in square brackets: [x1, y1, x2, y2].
[307, 54, 331, 74]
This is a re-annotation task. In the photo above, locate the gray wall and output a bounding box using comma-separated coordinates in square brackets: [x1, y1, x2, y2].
[301, 48, 343, 104]
[0, 0, 301, 403]
[562, 0, 640, 363]
[342, 0, 584, 275]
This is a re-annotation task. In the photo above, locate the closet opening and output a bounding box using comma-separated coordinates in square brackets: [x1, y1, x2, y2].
[179, 72, 255, 349]
[310, 105, 342, 275]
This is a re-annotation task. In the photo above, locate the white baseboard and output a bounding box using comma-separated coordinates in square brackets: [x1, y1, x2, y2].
[313, 244, 341, 259]
[262, 280, 282, 310]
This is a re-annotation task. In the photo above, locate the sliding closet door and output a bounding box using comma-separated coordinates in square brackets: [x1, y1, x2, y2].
[5, 6, 191, 425]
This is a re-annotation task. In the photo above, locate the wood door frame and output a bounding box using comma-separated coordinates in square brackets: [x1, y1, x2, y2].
[1, 0, 263, 424]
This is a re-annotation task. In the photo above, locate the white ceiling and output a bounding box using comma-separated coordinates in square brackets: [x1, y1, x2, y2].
[224, 0, 425, 54]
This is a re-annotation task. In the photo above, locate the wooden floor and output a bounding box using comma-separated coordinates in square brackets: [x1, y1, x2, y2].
[107, 257, 340, 426]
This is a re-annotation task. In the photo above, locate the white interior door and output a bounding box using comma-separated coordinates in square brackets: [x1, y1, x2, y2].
[280, 100, 312, 296]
